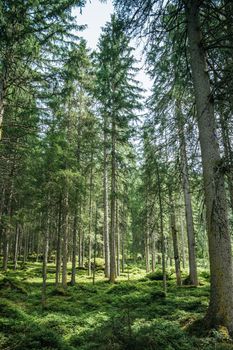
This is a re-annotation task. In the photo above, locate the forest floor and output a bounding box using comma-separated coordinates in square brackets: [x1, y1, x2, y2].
[0, 262, 233, 350]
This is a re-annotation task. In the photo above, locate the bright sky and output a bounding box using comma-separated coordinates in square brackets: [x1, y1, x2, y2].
[74, 0, 152, 94]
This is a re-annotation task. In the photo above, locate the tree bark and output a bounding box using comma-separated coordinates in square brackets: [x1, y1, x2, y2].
[177, 102, 198, 285]
[71, 202, 78, 286]
[169, 189, 181, 286]
[156, 161, 166, 292]
[179, 209, 186, 270]
[62, 190, 69, 289]
[88, 157, 93, 277]
[110, 118, 116, 283]
[185, 0, 233, 331]
[151, 230, 156, 272]
[13, 224, 19, 270]
[42, 219, 49, 308]
[55, 196, 62, 286]
[103, 114, 110, 278]
[0, 64, 8, 141]
[116, 199, 120, 276]
[145, 224, 150, 273]
[2, 180, 13, 271]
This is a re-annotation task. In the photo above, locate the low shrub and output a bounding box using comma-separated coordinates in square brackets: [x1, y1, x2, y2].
[146, 270, 170, 281]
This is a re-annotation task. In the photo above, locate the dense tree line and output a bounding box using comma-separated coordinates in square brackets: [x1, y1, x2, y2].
[1, 0, 233, 335]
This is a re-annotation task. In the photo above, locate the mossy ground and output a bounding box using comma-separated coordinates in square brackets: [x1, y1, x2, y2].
[0, 262, 232, 350]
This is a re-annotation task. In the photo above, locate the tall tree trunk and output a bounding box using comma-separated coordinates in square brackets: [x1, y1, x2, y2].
[55, 197, 62, 287]
[219, 110, 233, 212]
[121, 201, 125, 273]
[2, 229, 9, 271]
[71, 200, 78, 286]
[110, 118, 116, 283]
[145, 224, 150, 273]
[78, 203, 84, 268]
[116, 200, 120, 276]
[103, 115, 110, 278]
[180, 208, 186, 270]
[62, 190, 69, 289]
[0, 64, 8, 141]
[13, 224, 19, 270]
[169, 189, 181, 286]
[88, 157, 93, 277]
[151, 231, 156, 272]
[185, 0, 233, 331]
[2, 181, 13, 271]
[156, 161, 166, 292]
[42, 218, 49, 308]
[92, 204, 98, 285]
[177, 102, 198, 285]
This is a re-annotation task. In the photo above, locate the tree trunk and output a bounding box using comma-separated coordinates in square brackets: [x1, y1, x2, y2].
[62, 191, 69, 289]
[177, 102, 198, 285]
[71, 204, 78, 286]
[151, 231, 156, 272]
[156, 161, 166, 292]
[42, 219, 49, 308]
[55, 197, 62, 286]
[78, 204, 84, 268]
[145, 224, 150, 273]
[88, 158, 93, 277]
[13, 224, 19, 270]
[185, 0, 233, 331]
[2, 181, 13, 271]
[169, 189, 181, 286]
[93, 204, 98, 285]
[180, 209, 186, 270]
[2, 229, 9, 271]
[0, 64, 8, 141]
[219, 110, 233, 212]
[103, 115, 110, 278]
[110, 118, 116, 283]
[121, 201, 125, 273]
[116, 200, 120, 276]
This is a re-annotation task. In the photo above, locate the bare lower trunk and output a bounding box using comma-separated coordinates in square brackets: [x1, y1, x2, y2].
[110, 119, 116, 283]
[116, 200, 120, 277]
[88, 161, 93, 277]
[151, 231, 156, 272]
[2, 231, 9, 271]
[62, 192, 69, 289]
[71, 208, 78, 286]
[0, 64, 8, 141]
[13, 225, 19, 270]
[169, 190, 181, 286]
[180, 210, 186, 270]
[103, 117, 110, 278]
[56, 198, 62, 286]
[78, 204, 84, 268]
[219, 110, 233, 212]
[42, 220, 49, 307]
[145, 226, 150, 273]
[156, 162, 166, 292]
[2, 182, 13, 271]
[93, 205, 98, 285]
[177, 103, 198, 285]
[185, 0, 233, 332]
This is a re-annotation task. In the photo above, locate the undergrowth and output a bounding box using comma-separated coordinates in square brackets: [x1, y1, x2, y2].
[0, 262, 232, 350]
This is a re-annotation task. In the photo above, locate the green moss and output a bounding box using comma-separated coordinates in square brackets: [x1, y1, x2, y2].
[146, 270, 170, 281]
[0, 277, 28, 295]
[0, 262, 231, 350]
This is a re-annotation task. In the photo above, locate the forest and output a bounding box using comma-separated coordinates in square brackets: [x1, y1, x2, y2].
[0, 0, 233, 349]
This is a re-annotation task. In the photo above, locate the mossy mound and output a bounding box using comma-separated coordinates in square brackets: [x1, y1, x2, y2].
[106, 282, 138, 295]
[146, 270, 170, 281]
[0, 277, 28, 295]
